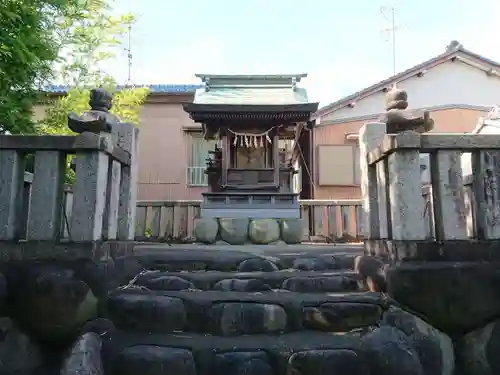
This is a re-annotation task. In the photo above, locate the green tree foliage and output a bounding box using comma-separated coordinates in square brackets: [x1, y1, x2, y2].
[0, 0, 80, 134]
[38, 0, 149, 134]
[38, 86, 150, 135]
[1, 0, 150, 135]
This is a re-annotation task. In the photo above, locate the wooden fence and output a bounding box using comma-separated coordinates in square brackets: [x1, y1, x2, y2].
[20, 171, 364, 243]
[20, 175, 364, 243]
[135, 199, 364, 242]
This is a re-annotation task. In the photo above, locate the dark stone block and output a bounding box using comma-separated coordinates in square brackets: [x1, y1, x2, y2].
[386, 262, 500, 334]
[0, 317, 43, 375]
[112, 257, 143, 285]
[381, 307, 454, 375]
[237, 258, 279, 272]
[303, 302, 383, 332]
[80, 318, 116, 335]
[459, 319, 500, 375]
[360, 326, 423, 375]
[210, 302, 287, 336]
[133, 246, 261, 272]
[365, 239, 500, 262]
[213, 278, 272, 292]
[214, 351, 273, 375]
[487, 321, 500, 375]
[114, 346, 196, 375]
[107, 291, 186, 333]
[141, 275, 195, 291]
[4, 261, 100, 343]
[288, 349, 369, 375]
[134, 269, 357, 290]
[60, 332, 104, 375]
[282, 276, 355, 293]
[0, 272, 8, 315]
[293, 257, 332, 271]
[102, 331, 364, 374]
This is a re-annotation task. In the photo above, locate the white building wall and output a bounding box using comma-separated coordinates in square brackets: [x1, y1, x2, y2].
[322, 61, 500, 122]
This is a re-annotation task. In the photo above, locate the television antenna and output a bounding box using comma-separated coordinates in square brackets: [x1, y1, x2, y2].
[380, 6, 400, 76]
[124, 24, 133, 84]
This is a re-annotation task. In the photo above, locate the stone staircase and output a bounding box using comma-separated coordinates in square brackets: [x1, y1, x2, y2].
[85, 244, 452, 375]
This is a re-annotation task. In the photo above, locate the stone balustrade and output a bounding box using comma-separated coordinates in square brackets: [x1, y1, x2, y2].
[0, 112, 138, 249]
[359, 122, 500, 374]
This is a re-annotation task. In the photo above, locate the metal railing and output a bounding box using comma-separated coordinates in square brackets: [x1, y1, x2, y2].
[186, 166, 208, 186]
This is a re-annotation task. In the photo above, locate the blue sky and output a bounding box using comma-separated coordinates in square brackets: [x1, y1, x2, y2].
[105, 0, 498, 106]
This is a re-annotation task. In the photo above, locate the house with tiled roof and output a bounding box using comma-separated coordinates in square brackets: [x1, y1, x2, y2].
[38, 84, 210, 201]
[37, 41, 500, 202]
[312, 41, 500, 200]
[38, 80, 317, 202]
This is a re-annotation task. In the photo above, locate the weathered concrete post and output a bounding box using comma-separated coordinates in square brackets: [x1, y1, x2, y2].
[26, 151, 66, 240]
[68, 88, 117, 241]
[358, 122, 386, 239]
[114, 123, 138, 241]
[386, 131, 426, 240]
[0, 150, 24, 240]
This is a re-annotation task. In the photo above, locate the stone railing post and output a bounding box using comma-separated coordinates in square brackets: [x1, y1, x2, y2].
[0, 150, 24, 240]
[387, 132, 426, 240]
[358, 122, 386, 239]
[70, 133, 111, 241]
[26, 151, 66, 240]
[68, 88, 117, 241]
[114, 123, 138, 240]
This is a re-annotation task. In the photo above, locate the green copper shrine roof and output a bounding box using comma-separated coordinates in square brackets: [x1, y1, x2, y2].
[191, 74, 312, 106]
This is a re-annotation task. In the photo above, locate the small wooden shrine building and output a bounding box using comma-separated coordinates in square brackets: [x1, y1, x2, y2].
[183, 74, 318, 219]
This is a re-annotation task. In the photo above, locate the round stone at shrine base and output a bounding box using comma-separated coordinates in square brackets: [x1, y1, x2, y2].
[193, 217, 219, 244]
[248, 219, 280, 244]
[280, 219, 304, 244]
[219, 218, 249, 245]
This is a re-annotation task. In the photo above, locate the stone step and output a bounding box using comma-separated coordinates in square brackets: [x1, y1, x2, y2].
[133, 245, 362, 272]
[100, 305, 452, 375]
[105, 289, 387, 336]
[133, 270, 360, 292]
[103, 331, 369, 375]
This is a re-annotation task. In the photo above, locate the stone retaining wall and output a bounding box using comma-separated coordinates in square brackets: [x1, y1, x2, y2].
[194, 217, 303, 244]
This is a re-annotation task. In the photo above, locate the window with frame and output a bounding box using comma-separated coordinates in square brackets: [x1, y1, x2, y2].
[317, 144, 361, 186]
[187, 133, 217, 186]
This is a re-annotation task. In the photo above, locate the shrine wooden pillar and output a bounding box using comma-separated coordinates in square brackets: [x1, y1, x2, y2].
[273, 130, 279, 186]
[221, 131, 229, 187]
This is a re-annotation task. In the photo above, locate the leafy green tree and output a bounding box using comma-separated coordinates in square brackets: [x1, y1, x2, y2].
[1, 0, 149, 135]
[35, 0, 150, 182]
[37, 0, 150, 134]
[37, 86, 150, 135]
[0, 0, 81, 134]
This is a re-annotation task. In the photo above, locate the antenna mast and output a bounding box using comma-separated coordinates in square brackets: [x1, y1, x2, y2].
[381, 6, 398, 76]
[125, 24, 133, 84]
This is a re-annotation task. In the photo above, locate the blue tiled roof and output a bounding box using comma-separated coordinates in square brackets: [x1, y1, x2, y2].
[43, 84, 203, 93]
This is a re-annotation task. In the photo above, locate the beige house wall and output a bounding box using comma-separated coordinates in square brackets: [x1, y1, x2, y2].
[33, 93, 208, 202]
[33, 93, 487, 202]
[312, 107, 487, 200]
